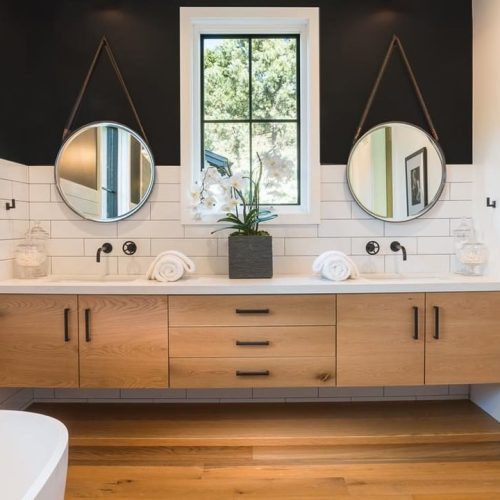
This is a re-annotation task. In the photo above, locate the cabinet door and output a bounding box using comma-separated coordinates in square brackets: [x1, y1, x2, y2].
[337, 294, 425, 386]
[79, 295, 168, 388]
[0, 294, 79, 387]
[426, 292, 500, 384]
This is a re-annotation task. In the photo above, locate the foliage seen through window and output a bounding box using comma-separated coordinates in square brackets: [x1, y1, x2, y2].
[202, 35, 300, 205]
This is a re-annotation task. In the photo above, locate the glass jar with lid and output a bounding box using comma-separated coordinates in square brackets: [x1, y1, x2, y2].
[14, 222, 49, 279]
[452, 217, 474, 274]
[457, 241, 488, 276]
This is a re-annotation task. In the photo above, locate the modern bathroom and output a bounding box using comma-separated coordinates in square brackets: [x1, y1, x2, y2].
[1, 0, 500, 498]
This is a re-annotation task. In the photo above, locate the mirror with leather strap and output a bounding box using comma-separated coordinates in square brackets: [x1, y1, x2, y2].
[348, 35, 446, 223]
[55, 37, 155, 222]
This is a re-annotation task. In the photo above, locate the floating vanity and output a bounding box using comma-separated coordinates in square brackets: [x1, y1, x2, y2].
[1, 275, 500, 391]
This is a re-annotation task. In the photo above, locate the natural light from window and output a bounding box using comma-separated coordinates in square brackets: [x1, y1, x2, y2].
[180, 7, 319, 224]
[202, 35, 300, 205]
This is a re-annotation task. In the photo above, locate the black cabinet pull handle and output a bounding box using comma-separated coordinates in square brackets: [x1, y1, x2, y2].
[235, 308, 270, 314]
[84, 308, 91, 342]
[433, 306, 440, 340]
[236, 340, 270, 346]
[64, 308, 70, 342]
[236, 370, 270, 377]
[413, 306, 419, 340]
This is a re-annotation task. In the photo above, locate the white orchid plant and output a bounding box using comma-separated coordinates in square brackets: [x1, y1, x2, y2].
[191, 153, 278, 236]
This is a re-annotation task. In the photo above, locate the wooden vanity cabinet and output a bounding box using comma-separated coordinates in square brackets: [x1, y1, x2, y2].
[337, 293, 425, 386]
[425, 292, 500, 384]
[2, 291, 500, 390]
[0, 295, 79, 387]
[78, 295, 168, 388]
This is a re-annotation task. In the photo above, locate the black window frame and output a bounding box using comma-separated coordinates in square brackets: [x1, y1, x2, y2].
[200, 33, 301, 206]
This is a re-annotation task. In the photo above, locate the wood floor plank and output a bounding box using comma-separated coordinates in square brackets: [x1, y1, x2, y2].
[252, 442, 500, 464]
[346, 480, 500, 496]
[66, 466, 349, 499]
[414, 492, 500, 500]
[70, 446, 253, 466]
[413, 495, 500, 500]
[200, 461, 500, 481]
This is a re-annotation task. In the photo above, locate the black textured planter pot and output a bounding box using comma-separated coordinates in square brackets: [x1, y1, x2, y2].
[228, 235, 273, 279]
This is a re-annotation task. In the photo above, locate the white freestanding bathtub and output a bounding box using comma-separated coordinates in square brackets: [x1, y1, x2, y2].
[0, 410, 68, 500]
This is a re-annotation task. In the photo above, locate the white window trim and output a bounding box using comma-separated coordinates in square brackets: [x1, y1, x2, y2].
[180, 7, 320, 225]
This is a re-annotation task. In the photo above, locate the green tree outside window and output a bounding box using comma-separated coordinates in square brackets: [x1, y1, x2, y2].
[202, 35, 300, 205]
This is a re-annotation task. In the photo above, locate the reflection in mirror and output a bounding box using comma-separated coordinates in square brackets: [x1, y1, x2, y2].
[347, 122, 446, 222]
[55, 122, 154, 222]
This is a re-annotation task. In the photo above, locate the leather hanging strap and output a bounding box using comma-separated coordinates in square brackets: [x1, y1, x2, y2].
[353, 35, 439, 143]
[62, 36, 149, 143]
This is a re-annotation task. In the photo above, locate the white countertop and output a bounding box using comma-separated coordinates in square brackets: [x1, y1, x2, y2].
[1, 273, 500, 294]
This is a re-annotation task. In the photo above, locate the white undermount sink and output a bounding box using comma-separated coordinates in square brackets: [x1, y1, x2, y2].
[359, 273, 445, 280]
[48, 275, 142, 283]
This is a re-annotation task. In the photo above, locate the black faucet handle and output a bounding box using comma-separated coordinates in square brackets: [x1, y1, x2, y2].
[122, 241, 137, 255]
[366, 241, 380, 255]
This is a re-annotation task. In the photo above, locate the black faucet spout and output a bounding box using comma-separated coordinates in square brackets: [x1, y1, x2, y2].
[390, 241, 407, 261]
[96, 243, 113, 263]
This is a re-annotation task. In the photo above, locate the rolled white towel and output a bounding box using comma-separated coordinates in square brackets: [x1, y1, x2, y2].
[312, 251, 359, 281]
[146, 251, 196, 282]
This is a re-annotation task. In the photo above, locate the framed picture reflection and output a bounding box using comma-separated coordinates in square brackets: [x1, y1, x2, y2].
[406, 147, 428, 217]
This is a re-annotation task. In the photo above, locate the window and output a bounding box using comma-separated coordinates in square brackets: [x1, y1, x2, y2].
[202, 35, 300, 205]
[180, 8, 319, 224]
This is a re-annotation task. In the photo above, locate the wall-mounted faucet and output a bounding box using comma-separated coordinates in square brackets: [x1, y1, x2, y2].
[390, 241, 407, 261]
[96, 243, 113, 263]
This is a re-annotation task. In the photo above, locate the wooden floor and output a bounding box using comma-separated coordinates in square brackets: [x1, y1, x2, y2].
[29, 401, 500, 499]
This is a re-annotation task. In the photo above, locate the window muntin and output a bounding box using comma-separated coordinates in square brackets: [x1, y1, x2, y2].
[201, 34, 300, 205]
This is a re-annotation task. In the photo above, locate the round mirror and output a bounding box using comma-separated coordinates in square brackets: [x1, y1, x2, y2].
[347, 122, 446, 222]
[55, 122, 155, 222]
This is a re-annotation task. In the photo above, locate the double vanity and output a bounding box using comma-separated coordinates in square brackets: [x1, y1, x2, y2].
[0, 114, 492, 395]
[1, 275, 499, 390]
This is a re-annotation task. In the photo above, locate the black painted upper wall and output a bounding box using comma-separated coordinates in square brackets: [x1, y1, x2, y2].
[0, 0, 472, 165]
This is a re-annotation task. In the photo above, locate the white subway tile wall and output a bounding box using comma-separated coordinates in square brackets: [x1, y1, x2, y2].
[0, 161, 475, 403]
[0, 159, 29, 279]
[16, 164, 473, 276]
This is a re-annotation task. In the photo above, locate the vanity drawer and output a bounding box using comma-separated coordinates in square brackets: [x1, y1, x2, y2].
[169, 326, 335, 358]
[169, 295, 336, 327]
[169, 357, 336, 388]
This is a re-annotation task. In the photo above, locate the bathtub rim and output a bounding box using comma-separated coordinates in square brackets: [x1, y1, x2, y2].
[0, 410, 68, 500]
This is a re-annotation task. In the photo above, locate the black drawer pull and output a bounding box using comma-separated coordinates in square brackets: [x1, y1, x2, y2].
[64, 308, 70, 342]
[236, 340, 270, 346]
[84, 308, 91, 342]
[433, 306, 440, 340]
[235, 308, 270, 314]
[236, 370, 270, 377]
[413, 306, 419, 340]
